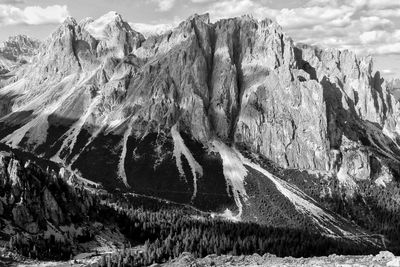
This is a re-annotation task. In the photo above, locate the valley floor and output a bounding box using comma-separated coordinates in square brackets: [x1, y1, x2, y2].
[3, 251, 399, 267]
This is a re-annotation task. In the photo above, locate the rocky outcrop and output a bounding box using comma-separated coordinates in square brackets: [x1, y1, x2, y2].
[0, 35, 40, 61]
[12, 204, 38, 234]
[0, 152, 96, 233]
[160, 251, 400, 267]
[0, 35, 40, 75]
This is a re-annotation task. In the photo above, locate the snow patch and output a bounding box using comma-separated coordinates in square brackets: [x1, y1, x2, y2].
[171, 124, 203, 201]
[211, 140, 248, 220]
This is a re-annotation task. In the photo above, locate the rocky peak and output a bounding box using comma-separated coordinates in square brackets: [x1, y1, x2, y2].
[0, 35, 40, 61]
[81, 11, 144, 58]
[187, 13, 210, 24]
[83, 11, 128, 39]
[0, 35, 40, 75]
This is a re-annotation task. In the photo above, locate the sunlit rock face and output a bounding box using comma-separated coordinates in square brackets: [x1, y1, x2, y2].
[0, 12, 399, 203]
[0, 35, 40, 74]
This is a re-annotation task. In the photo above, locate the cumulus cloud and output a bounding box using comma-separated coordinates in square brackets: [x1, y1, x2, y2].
[206, 0, 354, 29]
[275, 6, 353, 29]
[0, 0, 24, 4]
[372, 43, 400, 55]
[307, 0, 400, 9]
[0, 4, 69, 26]
[367, 8, 400, 18]
[366, 0, 400, 9]
[190, 0, 216, 3]
[151, 0, 176, 11]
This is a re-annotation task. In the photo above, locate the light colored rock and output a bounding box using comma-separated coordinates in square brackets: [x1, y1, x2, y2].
[374, 251, 395, 262]
[387, 258, 400, 267]
[7, 159, 22, 188]
[158, 252, 400, 267]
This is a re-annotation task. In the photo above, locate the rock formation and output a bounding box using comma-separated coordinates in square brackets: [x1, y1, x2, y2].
[0, 12, 399, 235]
[0, 35, 40, 74]
[0, 151, 96, 234]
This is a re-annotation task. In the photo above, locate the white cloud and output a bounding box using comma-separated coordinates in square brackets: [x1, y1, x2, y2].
[307, 0, 400, 9]
[151, 0, 176, 11]
[367, 0, 400, 9]
[190, 0, 215, 3]
[358, 16, 393, 31]
[367, 8, 400, 18]
[207, 0, 263, 20]
[0, 0, 24, 3]
[382, 69, 395, 75]
[130, 22, 175, 37]
[360, 30, 389, 44]
[373, 43, 400, 55]
[275, 6, 353, 29]
[0, 4, 69, 26]
[207, 0, 354, 29]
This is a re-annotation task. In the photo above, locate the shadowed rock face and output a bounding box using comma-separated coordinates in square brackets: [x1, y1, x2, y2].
[0, 12, 399, 224]
[0, 151, 96, 234]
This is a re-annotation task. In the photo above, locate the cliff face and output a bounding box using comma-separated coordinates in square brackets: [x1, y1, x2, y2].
[0, 12, 399, 226]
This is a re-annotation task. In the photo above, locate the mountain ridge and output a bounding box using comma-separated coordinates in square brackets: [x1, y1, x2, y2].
[0, 12, 399, 251]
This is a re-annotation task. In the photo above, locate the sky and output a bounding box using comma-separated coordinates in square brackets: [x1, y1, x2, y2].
[0, 0, 399, 79]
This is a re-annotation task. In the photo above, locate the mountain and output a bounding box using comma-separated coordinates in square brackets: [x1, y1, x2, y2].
[388, 78, 400, 100]
[0, 12, 400, 252]
[0, 35, 41, 75]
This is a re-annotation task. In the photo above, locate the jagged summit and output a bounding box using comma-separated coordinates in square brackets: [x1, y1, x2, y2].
[0, 34, 40, 58]
[84, 11, 131, 40]
[62, 15, 78, 26]
[0, 34, 40, 74]
[187, 13, 211, 24]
